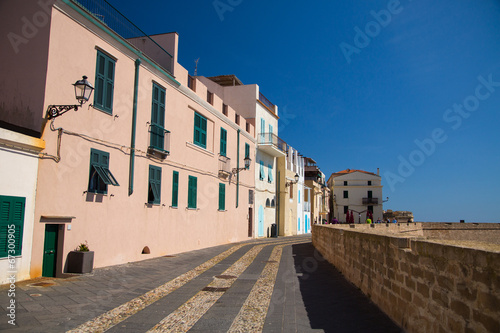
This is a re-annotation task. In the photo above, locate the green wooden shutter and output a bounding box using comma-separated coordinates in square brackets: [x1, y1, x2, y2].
[188, 176, 197, 209]
[219, 183, 226, 211]
[94, 51, 115, 114]
[0, 196, 25, 258]
[151, 83, 166, 151]
[268, 164, 273, 182]
[172, 171, 179, 207]
[259, 161, 265, 180]
[148, 165, 162, 204]
[220, 128, 227, 156]
[194, 113, 207, 148]
[245, 143, 250, 169]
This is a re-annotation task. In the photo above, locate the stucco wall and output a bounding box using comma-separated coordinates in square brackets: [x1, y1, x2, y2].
[0, 130, 42, 284]
[28, 4, 255, 279]
[312, 224, 500, 333]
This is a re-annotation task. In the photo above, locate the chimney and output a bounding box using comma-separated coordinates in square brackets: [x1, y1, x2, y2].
[377, 168, 380, 176]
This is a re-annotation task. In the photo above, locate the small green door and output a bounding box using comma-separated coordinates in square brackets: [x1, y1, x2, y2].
[42, 224, 58, 277]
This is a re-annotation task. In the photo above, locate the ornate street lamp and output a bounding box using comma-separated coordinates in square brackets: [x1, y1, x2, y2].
[232, 156, 251, 175]
[47, 76, 94, 119]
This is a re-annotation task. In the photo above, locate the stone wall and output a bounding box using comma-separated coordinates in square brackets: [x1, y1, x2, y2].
[312, 224, 500, 333]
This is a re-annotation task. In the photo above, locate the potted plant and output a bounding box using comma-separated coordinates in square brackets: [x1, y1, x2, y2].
[67, 241, 94, 274]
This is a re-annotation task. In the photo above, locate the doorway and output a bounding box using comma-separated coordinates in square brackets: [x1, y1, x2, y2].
[42, 224, 59, 277]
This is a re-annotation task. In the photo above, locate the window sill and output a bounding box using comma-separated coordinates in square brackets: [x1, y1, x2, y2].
[170, 206, 178, 209]
[186, 207, 199, 211]
[218, 209, 226, 212]
[92, 105, 113, 116]
[186, 141, 214, 157]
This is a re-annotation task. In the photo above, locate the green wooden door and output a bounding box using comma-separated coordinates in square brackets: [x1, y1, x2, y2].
[42, 224, 58, 277]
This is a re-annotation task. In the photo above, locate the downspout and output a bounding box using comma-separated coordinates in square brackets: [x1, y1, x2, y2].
[236, 129, 240, 208]
[129, 58, 141, 196]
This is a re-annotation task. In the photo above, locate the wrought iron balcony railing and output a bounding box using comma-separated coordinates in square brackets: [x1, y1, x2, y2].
[362, 198, 379, 205]
[258, 132, 287, 153]
[72, 0, 173, 73]
[148, 124, 170, 157]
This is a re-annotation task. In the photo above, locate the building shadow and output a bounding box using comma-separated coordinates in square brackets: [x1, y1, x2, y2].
[291, 242, 403, 333]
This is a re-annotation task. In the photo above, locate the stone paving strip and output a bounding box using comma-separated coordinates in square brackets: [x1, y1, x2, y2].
[227, 241, 307, 332]
[65, 238, 298, 333]
[146, 244, 266, 332]
[65, 243, 248, 333]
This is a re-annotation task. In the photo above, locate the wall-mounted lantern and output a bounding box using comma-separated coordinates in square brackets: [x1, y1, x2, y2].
[286, 173, 299, 187]
[232, 156, 251, 175]
[47, 76, 94, 119]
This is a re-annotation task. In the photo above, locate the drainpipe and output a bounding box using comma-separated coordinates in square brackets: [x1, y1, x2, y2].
[129, 58, 141, 196]
[236, 129, 240, 208]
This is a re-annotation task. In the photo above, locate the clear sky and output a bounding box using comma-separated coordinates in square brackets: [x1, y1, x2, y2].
[108, 0, 500, 222]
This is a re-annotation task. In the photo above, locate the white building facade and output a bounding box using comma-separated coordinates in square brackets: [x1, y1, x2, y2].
[328, 169, 384, 223]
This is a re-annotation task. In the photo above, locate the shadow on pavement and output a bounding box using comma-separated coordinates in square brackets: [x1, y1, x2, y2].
[292, 242, 404, 333]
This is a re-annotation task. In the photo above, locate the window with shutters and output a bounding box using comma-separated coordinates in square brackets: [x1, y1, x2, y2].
[148, 165, 162, 205]
[193, 112, 207, 149]
[259, 161, 265, 181]
[0, 196, 25, 258]
[188, 176, 197, 209]
[94, 50, 115, 114]
[172, 171, 179, 208]
[220, 128, 227, 157]
[343, 190, 348, 199]
[268, 164, 273, 183]
[218, 183, 225, 211]
[88, 149, 119, 194]
[149, 83, 169, 153]
[245, 143, 250, 169]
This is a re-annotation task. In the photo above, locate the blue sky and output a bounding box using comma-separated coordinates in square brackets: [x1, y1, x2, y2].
[109, 0, 500, 222]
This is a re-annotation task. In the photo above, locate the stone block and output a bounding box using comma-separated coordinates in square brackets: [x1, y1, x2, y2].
[405, 276, 416, 290]
[447, 316, 465, 333]
[437, 275, 454, 291]
[450, 299, 471, 320]
[477, 291, 500, 311]
[401, 288, 413, 302]
[456, 283, 477, 302]
[417, 282, 430, 298]
[472, 309, 500, 333]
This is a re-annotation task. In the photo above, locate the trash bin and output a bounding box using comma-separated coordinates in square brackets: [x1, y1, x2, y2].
[270, 223, 277, 238]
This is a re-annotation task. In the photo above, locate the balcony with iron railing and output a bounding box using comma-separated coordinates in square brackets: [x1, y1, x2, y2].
[148, 124, 170, 159]
[71, 0, 173, 74]
[257, 132, 287, 157]
[362, 197, 379, 205]
[218, 155, 231, 177]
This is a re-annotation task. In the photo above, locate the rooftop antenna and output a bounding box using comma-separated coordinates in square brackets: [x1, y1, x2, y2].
[194, 58, 200, 76]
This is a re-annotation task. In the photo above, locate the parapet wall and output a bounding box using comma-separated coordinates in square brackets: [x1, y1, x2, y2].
[312, 224, 500, 333]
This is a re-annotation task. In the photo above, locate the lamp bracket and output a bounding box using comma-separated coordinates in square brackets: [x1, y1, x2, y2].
[47, 105, 79, 119]
[232, 167, 247, 175]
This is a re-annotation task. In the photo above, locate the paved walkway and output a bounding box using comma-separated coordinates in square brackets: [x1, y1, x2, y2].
[0, 235, 402, 332]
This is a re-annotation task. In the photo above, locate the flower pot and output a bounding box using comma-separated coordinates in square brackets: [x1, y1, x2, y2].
[67, 251, 94, 274]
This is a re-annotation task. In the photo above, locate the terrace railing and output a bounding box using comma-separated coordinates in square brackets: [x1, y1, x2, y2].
[258, 92, 275, 111]
[71, 0, 173, 73]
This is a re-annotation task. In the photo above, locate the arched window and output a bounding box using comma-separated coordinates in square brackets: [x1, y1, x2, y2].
[266, 198, 271, 207]
[271, 199, 275, 208]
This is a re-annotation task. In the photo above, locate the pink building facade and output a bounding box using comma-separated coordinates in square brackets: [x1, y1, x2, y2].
[1, 0, 255, 279]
